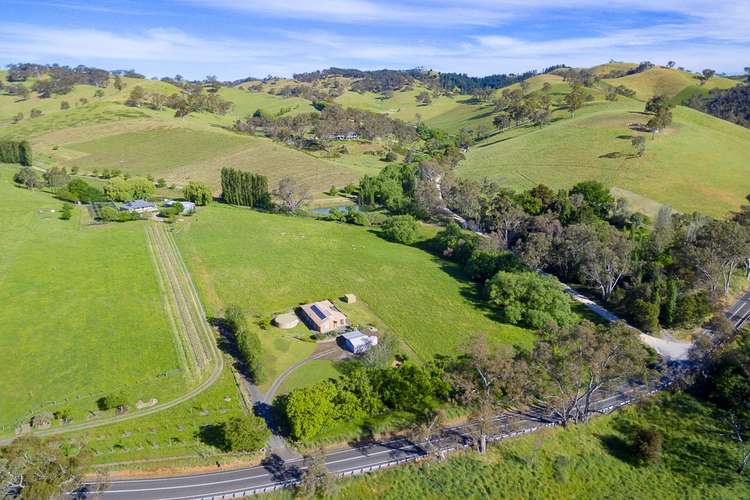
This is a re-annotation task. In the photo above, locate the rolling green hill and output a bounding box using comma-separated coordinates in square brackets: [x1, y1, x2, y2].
[604, 67, 738, 100]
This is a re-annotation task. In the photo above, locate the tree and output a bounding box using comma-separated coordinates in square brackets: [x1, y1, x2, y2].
[29, 108, 42, 118]
[183, 181, 212, 205]
[487, 271, 576, 328]
[381, 215, 418, 244]
[275, 176, 310, 213]
[646, 108, 673, 138]
[631, 136, 646, 157]
[113, 74, 124, 91]
[0, 436, 84, 498]
[493, 112, 512, 131]
[60, 203, 74, 220]
[527, 321, 650, 426]
[361, 333, 398, 368]
[686, 220, 750, 296]
[94, 89, 105, 98]
[43, 166, 70, 188]
[484, 192, 525, 248]
[699, 68, 716, 85]
[450, 335, 524, 453]
[564, 84, 586, 116]
[569, 180, 614, 220]
[103, 177, 134, 202]
[220, 168, 270, 208]
[225, 306, 265, 383]
[578, 223, 636, 302]
[666, 61, 676, 69]
[222, 415, 270, 452]
[60, 100, 70, 110]
[125, 85, 146, 107]
[13, 167, 42, 189]
[297, 448, 333, 497]
[285, 382, 339, 441]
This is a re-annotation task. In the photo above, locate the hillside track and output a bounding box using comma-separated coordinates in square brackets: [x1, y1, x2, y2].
[0, 223, 223, 445]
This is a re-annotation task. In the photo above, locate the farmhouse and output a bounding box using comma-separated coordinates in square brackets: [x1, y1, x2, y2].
[338, 330, 378, 354]
[299, 300, 348, 333]
[120, 199, 157, 213]
[164, 199, 197, 214]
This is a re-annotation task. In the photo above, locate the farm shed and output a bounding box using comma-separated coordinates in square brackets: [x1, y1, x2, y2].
[273, 312, 300, 329]
[120, 199, 157, 213]
[164, 199, 197, 214]
[342, 293, 357, 303]
[339, 330, 378, 354]
[299, 300, 348, 333]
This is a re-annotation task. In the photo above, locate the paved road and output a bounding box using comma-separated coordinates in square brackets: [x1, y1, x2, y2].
[74, 385, 648, 499]
[726, 286, 750, 329]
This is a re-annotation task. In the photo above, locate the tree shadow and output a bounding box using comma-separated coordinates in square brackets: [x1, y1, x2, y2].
[195, 423, 229, 451]
[616, 135, 634, 140]
[599, 152, 624, 159]
[477, 135, 514, 148]
[208, 316, 258, 384]
[598, 433, 638, 466]
[261, 453, 302, 483]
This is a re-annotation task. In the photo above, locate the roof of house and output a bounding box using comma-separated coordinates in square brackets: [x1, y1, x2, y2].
[121, 199, 155, 210]
[164, 199, 196, 209]
[300, 300, 346, 327]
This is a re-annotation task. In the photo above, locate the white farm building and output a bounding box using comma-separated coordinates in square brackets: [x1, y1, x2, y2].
[338, 331, 378, 354]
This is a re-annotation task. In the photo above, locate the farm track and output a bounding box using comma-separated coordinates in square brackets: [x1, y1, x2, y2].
[0, 223, 223, 445]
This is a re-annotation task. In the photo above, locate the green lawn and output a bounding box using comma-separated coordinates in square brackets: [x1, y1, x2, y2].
[277, 359, 340, 396]
[268, 393, 750, 499]
[0, 166, 186, 431]
[459, 103, 750, 217]
[176, 205, 532, 364]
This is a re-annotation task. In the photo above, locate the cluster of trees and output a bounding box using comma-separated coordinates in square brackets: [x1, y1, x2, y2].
[281, 320, 650, 446]
[598, 61, 655, 79]
[225, 306, 265, 383]
[0, 140, 32, 165]
[6, 63, 109, 97]
[281, 362, 451, 441]
[183, 181, 212, 205]
[644, 95, 674, 137]
[103, 177, 155, 202]
[220, 168, 270, 208]
[689, 82, 750, 129]
[235, 103, 416, 150]
[433, 68, 549, 94]
[490, 86, 555, 129]
[125, 85, 232, 117]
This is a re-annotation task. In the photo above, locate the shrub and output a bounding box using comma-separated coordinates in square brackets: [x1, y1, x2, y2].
[629, 299, 660, 332]
[381, 215, 418, 244]
[59, 203, 73, 220]
[223, 415, 270, 452]
[225, 306, 265, 383]
[97, 392, 127, 411]
[465, 251, 521, 283]
[633, 427, 663, 465]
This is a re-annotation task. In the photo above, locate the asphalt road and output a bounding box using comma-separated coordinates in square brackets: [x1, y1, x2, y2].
[74, 385, 648, 499]
[726, 285, 750, 329]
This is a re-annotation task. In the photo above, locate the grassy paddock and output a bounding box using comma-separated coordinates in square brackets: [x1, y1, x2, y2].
[0, 166, 186, 431]
[176, 205, 532, 365]
[267, 393, 750, 499]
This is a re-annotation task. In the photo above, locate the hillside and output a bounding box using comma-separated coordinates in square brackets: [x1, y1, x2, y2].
[604, 67, 739, 100]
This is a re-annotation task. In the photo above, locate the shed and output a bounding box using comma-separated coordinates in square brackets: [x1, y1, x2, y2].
[274, 312, 300, 329]
[342, 293, 357, 304]
[299, 300, 348, 333]
[338, 330, 378, 354]
[164, 199, 196, 214]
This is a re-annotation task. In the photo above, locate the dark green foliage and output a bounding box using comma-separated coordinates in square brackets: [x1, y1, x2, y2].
[282, 363, 450, 442]
[13, 167, 42, 189]
[220, 168, 270, 208]
[381, 215, 418, 244]
[59, 203, 73, 220]
[225, 305, 265, 383]
[569, 180, 614, 219]
[97, 392, 127, 411]
[433, 222, 477, 263]
[43, 166, 70, 187]
[0, 140, 32, 165]
[222, 415, 270, 452]
[183, 181, 212, 205]
[57, 178, 105, 203]
[465, 251, 521, 283]
[673, 292, 712, 327]
[629, 299, 660, 333]
[486, 271, 576, 328]
[633, 427, 663, 465]
[690, 84, 750, 128]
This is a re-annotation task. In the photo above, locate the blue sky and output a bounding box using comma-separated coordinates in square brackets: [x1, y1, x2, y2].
[1, 0, 748, 80]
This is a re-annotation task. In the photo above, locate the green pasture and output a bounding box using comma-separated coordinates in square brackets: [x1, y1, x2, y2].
[459, 103, 750, 217]
[0, 166, 185, 431]
[268, 393, 750, 499]
[175, 205, 532, 364]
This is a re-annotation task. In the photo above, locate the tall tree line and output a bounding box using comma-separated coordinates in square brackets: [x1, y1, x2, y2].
[220, 168, 270, 208]
[0, 140, 32, 165]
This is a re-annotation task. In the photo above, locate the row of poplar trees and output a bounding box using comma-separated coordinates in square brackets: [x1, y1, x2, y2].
[0, 140, 32, 166]
[220, 167, 270, 208]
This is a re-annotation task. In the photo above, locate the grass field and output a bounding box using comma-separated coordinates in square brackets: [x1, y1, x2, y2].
[605, 67, 739, 100]
[0, 166, 186, 431]
[269, 393, 750, 499]
[176, 205, 532, 366]
[458, 102, 750, 216]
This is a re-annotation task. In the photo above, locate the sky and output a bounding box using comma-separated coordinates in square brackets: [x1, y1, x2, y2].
[0, 0, 748, 80]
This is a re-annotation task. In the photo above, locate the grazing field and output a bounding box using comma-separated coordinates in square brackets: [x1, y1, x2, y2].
[0, 166, 186, 431]
[269, 393, 750, 499]
[604, 67, 739, 100]
[459, 103, 750, 216]
[176, 205, 532, 364]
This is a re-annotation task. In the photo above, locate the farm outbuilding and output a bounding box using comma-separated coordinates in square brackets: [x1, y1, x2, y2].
[120, 200, 157, 213]
[164, 199, 196, 214]
[338, 330, 378, 354]
[342, 293, 357, 304]
[273, 312, 300, 329]
[299, 300, 348, 333]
